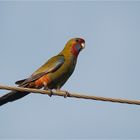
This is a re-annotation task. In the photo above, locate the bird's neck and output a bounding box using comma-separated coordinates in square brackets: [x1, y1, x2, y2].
[60, 45, 79, 58]
[60, 50, 78, 60]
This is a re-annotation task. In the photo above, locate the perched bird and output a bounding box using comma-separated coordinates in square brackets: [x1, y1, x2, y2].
[0, 38, 85, 106]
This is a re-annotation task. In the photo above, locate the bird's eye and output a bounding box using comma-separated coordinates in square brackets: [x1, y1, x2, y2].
[75, 39, 79, 42]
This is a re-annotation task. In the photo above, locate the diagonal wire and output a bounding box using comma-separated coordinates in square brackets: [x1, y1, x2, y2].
[0, 84, 140, 105]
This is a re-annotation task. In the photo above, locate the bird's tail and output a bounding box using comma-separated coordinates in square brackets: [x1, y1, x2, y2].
[0, 91, 29, 106]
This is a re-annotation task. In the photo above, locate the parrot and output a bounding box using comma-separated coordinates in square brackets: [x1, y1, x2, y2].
[0, 38, 85, 106]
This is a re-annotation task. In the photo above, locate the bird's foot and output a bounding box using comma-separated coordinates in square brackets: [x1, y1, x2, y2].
[64, 91, 70, 98]
[44, 86, 53, 97]
[56, 89, 70, 98]
[48, 89, 53, 97]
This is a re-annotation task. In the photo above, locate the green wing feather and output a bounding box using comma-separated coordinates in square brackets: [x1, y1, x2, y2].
[15, 55, 65, 86]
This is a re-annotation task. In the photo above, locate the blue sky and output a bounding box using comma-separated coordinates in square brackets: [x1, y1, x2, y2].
[0, 1, 140, 139]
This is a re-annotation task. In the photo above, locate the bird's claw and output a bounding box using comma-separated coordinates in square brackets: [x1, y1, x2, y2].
[64, 91, 70, 98]
[56, 89, 70, 98]
[48, 89, 53, 97]
[44, 86, 53, 97]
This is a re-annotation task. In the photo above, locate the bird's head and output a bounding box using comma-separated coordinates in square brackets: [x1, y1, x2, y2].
[62, 38, 85, 57]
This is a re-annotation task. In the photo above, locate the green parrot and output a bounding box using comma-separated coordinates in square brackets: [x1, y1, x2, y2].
[0, 38, 85, 106]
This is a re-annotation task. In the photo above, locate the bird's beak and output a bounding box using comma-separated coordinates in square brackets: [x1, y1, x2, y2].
[81, 42, 85, 49]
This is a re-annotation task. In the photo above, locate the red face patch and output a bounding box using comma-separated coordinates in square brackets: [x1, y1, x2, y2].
[71, 43, 80, 57]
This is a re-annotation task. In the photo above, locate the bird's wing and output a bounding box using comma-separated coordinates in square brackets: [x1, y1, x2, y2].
[15, 55, 65, 86]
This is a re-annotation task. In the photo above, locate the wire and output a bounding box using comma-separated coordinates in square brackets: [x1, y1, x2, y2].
[0, 84, 140, 105]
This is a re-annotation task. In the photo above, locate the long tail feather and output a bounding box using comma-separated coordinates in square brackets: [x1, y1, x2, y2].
[0, 91, 29, 106]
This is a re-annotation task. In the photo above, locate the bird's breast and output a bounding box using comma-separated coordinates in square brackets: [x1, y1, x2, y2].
[48, 56, 77, 89]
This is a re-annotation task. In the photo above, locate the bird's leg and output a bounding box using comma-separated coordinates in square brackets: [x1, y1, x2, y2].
[44, 87, 53, 97]
[56, 88, 70, 98]
[43, 82, 53, 97]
